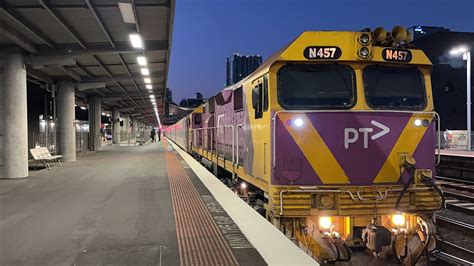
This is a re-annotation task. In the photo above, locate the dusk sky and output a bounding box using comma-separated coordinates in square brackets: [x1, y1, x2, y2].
[167, 0, 474, 102]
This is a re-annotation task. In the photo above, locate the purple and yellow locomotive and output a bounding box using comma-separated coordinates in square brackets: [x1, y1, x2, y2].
[166, 26, 444, 264]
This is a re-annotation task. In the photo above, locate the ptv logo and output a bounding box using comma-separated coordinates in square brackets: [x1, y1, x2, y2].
[344, 120, 390, 149]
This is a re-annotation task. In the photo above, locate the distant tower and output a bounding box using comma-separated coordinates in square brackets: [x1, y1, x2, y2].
[226, 53, 262, 86]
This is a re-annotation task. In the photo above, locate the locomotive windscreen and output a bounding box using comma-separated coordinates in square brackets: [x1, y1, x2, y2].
[277, 64, 355, 109]
[363, 65, 426, 110]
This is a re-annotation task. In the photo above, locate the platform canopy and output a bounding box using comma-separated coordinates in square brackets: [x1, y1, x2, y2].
[0, 0, 175, 125]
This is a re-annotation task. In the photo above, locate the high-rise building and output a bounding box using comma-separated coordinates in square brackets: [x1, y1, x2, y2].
[407, 25, 450, 40]
[226, 53, 263, 86]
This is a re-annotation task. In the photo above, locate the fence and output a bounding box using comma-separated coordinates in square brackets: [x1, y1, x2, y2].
[114, 128, 153, 146]
[32, 132, 57, 153]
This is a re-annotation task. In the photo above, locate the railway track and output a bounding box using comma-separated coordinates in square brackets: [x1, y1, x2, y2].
[436, 176, 474, 215]
[435, 215, 474, 264]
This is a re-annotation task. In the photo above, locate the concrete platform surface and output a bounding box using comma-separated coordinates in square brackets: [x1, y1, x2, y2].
[0, 142, 267, 265]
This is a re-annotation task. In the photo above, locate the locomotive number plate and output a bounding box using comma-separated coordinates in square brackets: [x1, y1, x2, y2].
[304, 46, 342, 60]
[382, 48, 412, 62]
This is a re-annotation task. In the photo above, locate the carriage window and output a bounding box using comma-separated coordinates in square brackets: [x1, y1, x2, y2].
[234, 86, 243, 111]
[363, 65, 426, 110]
[278, 64, 355, 109]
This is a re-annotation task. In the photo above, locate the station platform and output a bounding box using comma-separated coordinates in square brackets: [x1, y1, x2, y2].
[437, 149, 474, 158]
[0, 140, 314, 265]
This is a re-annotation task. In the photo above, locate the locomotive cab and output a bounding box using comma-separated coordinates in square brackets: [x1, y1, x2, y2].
[261, 27, 443, 263]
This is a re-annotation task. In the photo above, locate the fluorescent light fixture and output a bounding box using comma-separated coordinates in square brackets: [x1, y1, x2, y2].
[146, 84, 152, 89]
[144, 78, 151, 83]
[151, 99, 156, 103]
[141, 68, 150, 75]
[118, 2, 136, 24]
[129, 34, 143, 48]
[137, 56, 147, 66]
[150, 95, 155, 99]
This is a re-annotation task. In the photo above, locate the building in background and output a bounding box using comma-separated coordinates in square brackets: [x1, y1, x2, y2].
[226, 53, 262, 86]
[179, 92, 204, 108]
[411, 26, 474, 132]
[407, 25, 450, 40]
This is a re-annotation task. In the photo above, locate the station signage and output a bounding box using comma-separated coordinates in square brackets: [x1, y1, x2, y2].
[382, 48, 412, 62]
[304, 46, 342, 60]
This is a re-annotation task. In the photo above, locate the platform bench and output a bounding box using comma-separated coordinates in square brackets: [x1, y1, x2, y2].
[30, 147, 63, 170]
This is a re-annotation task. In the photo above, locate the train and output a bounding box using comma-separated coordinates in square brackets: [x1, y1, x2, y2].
[165, 26, 445, 264]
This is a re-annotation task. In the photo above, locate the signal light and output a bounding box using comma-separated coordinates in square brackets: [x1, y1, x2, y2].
[359, 33, 370, 45]
[359, 47, 370, 58]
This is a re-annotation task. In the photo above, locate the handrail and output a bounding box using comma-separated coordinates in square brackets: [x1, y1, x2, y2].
[271, 109, 438, 168]
[192, 125, 235, 164]
[434, 112, 441, 165]
[279, 186, 439, 216]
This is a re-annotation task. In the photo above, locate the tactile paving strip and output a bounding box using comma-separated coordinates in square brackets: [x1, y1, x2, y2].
[164, 140, 239, 266]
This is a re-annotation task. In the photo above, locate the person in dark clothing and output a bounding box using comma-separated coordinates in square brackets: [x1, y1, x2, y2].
[157, 128, 161, 141]
[150, 128, 156, 143]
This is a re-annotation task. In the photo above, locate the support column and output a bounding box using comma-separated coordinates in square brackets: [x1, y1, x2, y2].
[88, 96, 101, 151]
[132, 118, 138, 133]
[57, 83, 76, 162]
[1, 48, 28, 178]
[112, 108, 121, 144]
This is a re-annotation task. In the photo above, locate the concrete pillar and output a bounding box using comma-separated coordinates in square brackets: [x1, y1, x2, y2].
[132, 118, 138, 133]
[112, 108, 121, 144]
[88, 96, 101, 151]
[0, 48, 28, 178]
[57, 83, 76, 162]
[123, 115, 130, 133]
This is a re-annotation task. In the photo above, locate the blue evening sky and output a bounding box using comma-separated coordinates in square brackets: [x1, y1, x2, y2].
[167, 0, 474, 102]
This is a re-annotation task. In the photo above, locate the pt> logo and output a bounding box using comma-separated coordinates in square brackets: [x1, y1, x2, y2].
[344, 120, 390, 149]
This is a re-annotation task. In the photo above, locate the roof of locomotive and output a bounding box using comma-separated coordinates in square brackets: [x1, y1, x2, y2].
[209, 30, 432, 103]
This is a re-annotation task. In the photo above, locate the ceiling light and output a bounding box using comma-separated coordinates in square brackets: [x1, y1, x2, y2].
[141, 68, 150, 75]
[80, 106, 87, 110]
[137, 56, 147, 66]
[144, 78, 151, 83]
[146, 84, 152, 89]
[150, 95, 155, 99]
[118, 2, 136, 24]
[151, 99, 156, 102]
[129, 34, 143, 48]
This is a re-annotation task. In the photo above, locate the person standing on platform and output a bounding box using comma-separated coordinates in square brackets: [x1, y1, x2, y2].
[150, 128, 156, 143]
[158, 128, 162, 142]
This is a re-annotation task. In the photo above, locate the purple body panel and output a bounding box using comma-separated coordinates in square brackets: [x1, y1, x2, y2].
[272, 112, 435, 186]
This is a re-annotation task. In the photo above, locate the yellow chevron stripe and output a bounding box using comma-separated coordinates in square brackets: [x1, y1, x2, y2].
[373, 115, 432, 183]
[279, 113, 350, 184]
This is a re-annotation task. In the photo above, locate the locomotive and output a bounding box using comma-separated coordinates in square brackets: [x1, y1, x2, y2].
[166, 26, 444, 264]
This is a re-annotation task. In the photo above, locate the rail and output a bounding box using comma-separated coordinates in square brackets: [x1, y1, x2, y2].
[271, 110, 441, 168]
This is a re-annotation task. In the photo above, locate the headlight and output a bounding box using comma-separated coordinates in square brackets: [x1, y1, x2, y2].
[359, 33, 370, 45]
[358, 47, 370, 58]
[414, 119, 422, 127]
[392, 214, 406, 226]
[293, 118, 304, 127]
[319, 216, 332, 230]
